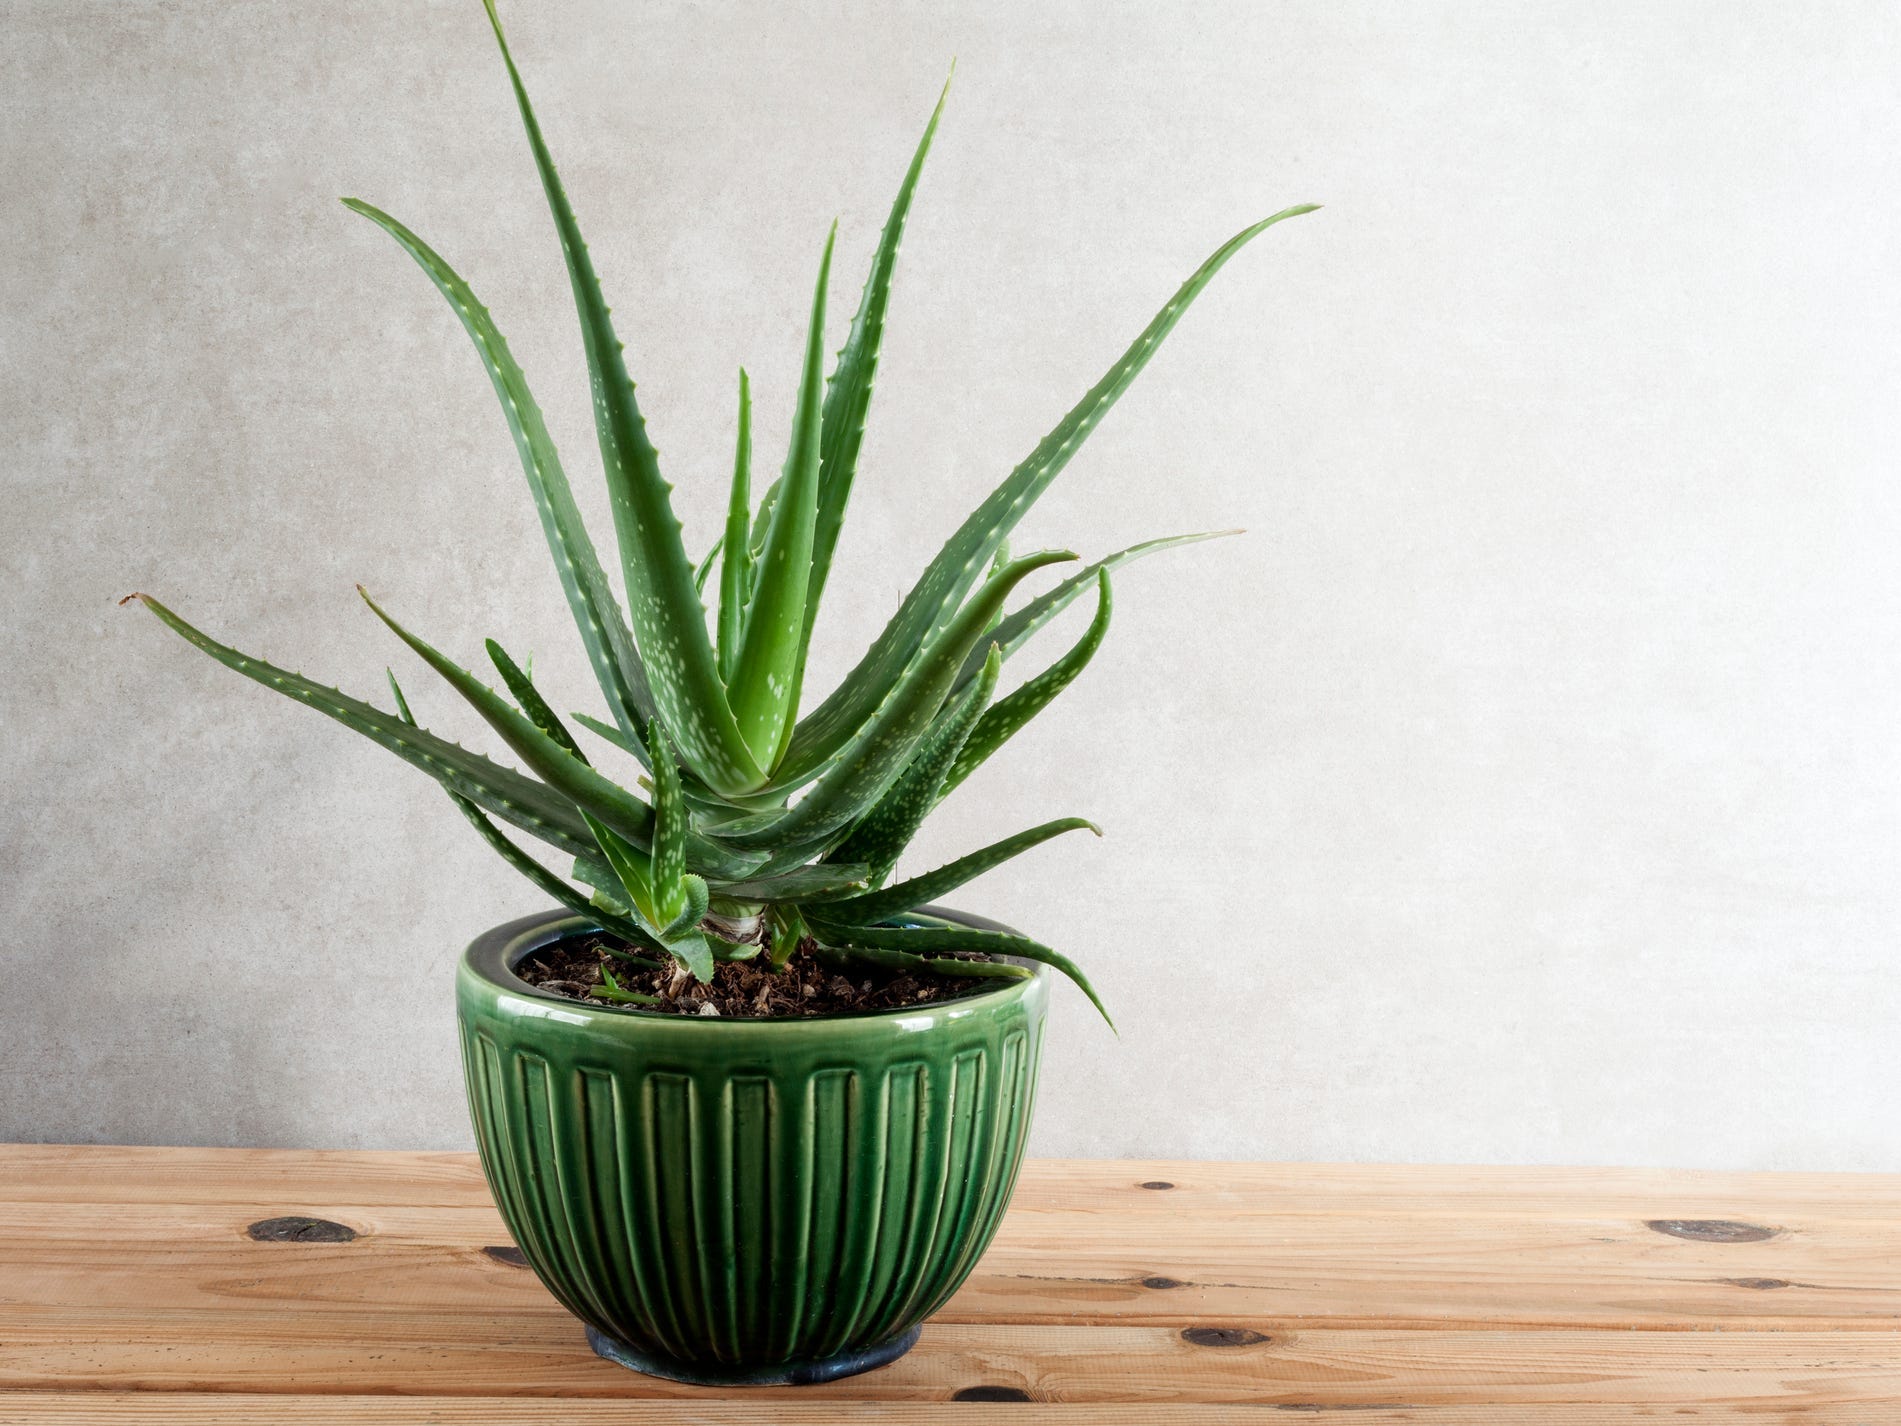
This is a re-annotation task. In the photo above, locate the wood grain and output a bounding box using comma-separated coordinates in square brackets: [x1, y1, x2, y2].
[14, 1400, 1901, 1426]
[1, 1144, 1897, 1420]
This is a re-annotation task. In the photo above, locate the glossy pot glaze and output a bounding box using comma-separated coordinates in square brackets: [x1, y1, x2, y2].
[456, 908, 1049, 1385]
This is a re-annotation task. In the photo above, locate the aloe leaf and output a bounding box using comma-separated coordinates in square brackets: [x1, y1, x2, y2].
[951, 530, 1235, 691]
[486, 639, 587, 762]
[780, 206, 1317, 784]
[749, 474, 781, 556]
[799, 74, 951, 677]
[127, 594, 595, 861]
[663, 874, 709, 942]
[812, 937, 1031, 983]
[808, 917, 1109, 1025]
[942, 569, 1111, 799]
[387, 669, 662, 956]
[813, 816, 1099, 927]
[719, 550, 1075, 849]
[727, 227, 835, 770]
[645, 720, 690, 924]
[481, 0, 764, 797]
[693, 538, 722, 598]
[583, 810, 657, 924]
[340, 199, 656, 750]
[592, 964, 663, 1006]
[825, 645, 1000, 882]
[571, 711, 648, 766]
[711, 862, 873, 902]
[572, 852, 622, 901]
[716, 370, 753, 683]
[709, 931, 761, 962]
[360, 586, 666, 842]
[668, 927, 715, 983]
[768, 905, 807, 970]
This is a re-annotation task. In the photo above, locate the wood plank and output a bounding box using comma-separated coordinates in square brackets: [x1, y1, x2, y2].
[0, 1145, 491, 1207]
[3, 1321, 1899, 1405]
[7, 1146, 1900, 1220]
[5, 1198, 1898, 1330]
[5, 1398, 1895, 1426]
[6, 1146, 1900, 1418]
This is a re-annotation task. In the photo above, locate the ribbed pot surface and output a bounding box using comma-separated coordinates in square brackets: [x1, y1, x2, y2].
[456, 909, 1049, 1384]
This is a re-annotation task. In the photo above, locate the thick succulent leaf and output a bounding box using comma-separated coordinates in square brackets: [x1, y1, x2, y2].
[749, 474, 781, 556]
[811, 936, 1031, 983]
[824, 646, 1000, 882]
[799, 75, 950, 680]
[768, 905, 807, 970]
[486, 639, 586, 762]
[662, 873, 709, 942]
[727, 227, 834, 770]
[644, 720, 689, 924]
[693, 538, 721, 598]
[388, 670, 662, 958]
[571, 853, 620, 901]
[718, 551, 1075, 848]
[572, 710, 639, 756]
[942, 569, 1111, 799]
[951, 530, 1235, 691]
[481, 0, 764, 796]
[780, 206, 1317, 784]
[127, 594, 594, 862]
[593, 964, 663, 1005]
[668, 927, 715, 983]
[711, 862, 873, 902]
[341, 199, 655, 752]
[809, 917, 1109, 1025]
[583, 810, 657, 924]
[361, 595, 764, 877]
[361, 587, 665, 845]
[716, 370, 753, 682]
[812, 816, 1099, 927]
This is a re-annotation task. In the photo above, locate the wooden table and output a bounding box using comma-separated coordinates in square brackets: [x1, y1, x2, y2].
[1, 1146, 1897, 1421]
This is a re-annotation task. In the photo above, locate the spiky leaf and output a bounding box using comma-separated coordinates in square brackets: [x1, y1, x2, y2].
[799, 74, 950, 679]
[716, 369, 753, 682]
[942, 569, 1111, 798]
[813, 816, 1099, 926]
[341, 199, 655, 754]
[481, 0, 764, 796]
[360, 589, 764, 880]
[592, 963, 663, 1005]
[712, 863, 874, 902]
[127, 594, 595, 861]
[486, 639, 586, 762]
[951, 530, 1235, 691]
[825, 645, 1000, 881]
[728, 229, 834, 769]
[644, 720, 690, 924]
[813, 937, 1031, 983]
[387, 669, 662, 958]
[779, 207, 1317, 785]
[808, 916, 1110, 1025]
[720, 550, 1075, 848]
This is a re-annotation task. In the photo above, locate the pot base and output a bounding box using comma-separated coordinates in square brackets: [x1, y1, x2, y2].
[585, 1324, 922, 1386]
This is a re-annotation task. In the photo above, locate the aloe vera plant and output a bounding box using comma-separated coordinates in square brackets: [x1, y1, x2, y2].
[129, 0, 1315, 1024]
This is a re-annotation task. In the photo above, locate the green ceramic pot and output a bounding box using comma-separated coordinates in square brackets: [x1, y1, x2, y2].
[456, 906, 1050, 1386]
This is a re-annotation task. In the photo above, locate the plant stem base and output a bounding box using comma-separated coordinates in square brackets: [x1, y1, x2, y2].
[584, 1324, 923, 1386]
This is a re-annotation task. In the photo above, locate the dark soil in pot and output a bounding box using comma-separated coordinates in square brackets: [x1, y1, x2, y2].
[517, 931, 1003, 1018]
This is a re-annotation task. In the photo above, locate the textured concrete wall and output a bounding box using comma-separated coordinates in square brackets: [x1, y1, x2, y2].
[4, 0, 1898, 1167]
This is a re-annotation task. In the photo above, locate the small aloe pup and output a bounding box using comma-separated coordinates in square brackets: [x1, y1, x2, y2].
[130, 0, 1315, 1025]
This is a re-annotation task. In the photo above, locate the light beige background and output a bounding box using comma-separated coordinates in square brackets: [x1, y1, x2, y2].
[4, 0, 1897, 1167]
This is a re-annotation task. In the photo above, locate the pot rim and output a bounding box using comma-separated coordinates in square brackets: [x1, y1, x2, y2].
[462, 904, 1049, 1027]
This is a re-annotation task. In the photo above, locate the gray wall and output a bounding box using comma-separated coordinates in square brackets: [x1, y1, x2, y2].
[5, 0, 1898, 1168]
